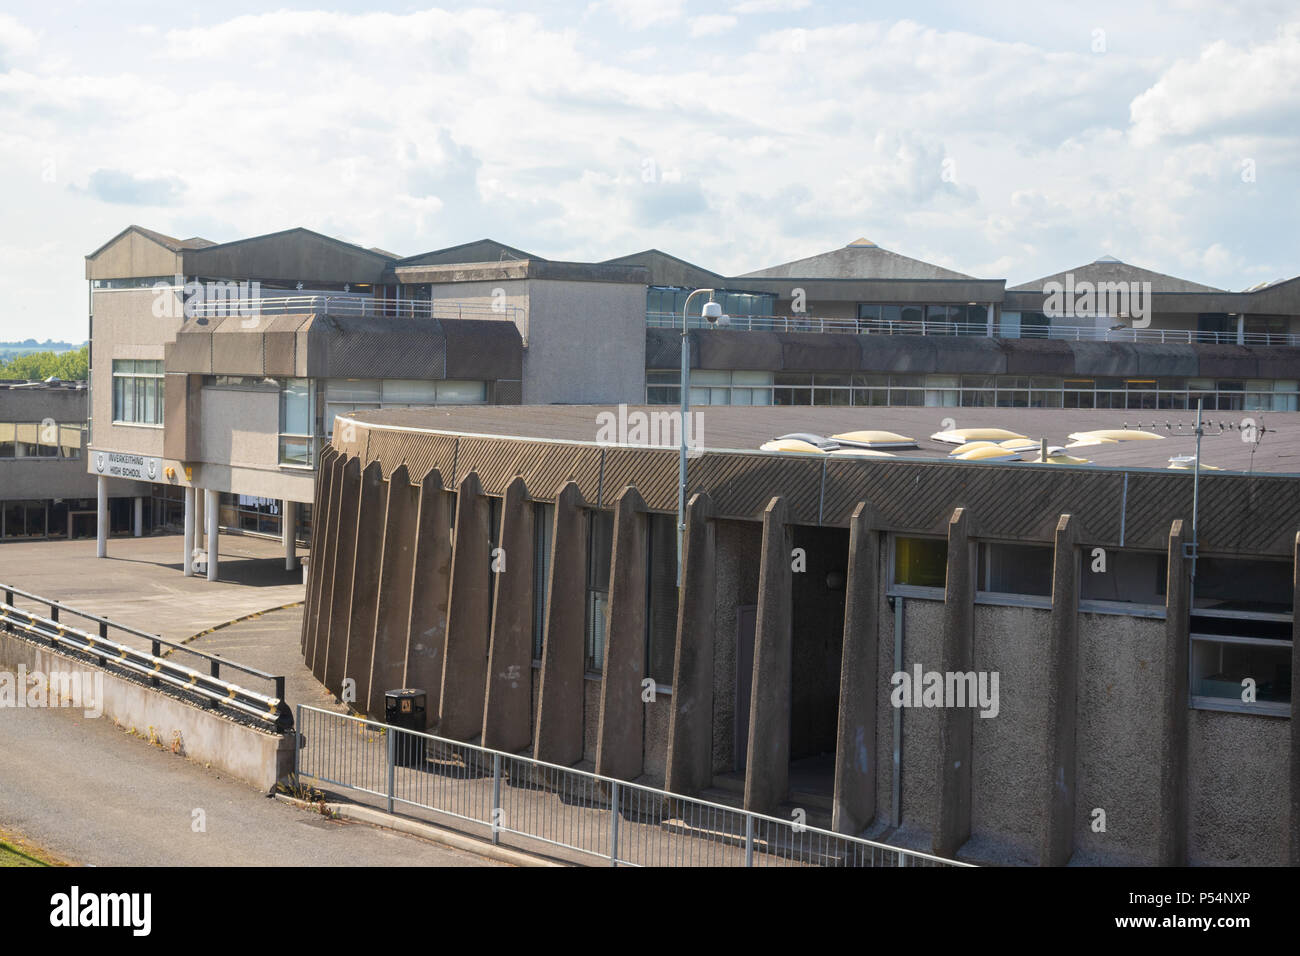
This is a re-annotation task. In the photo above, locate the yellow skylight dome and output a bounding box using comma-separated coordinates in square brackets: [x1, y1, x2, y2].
[948, 440, 998, 457]
[1068, 429, 1164, 443]
[760, 438, 826, 454]
[998, 438, 1042, 451]
[828, 447, 896, 458]
[830, 430, 917, 449]
[955, 445, 1023, 461]
[1168, 455, 1221, 471]
[931, 427, 1028, 444]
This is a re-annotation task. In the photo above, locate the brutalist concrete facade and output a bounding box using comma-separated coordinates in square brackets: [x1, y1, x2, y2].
[299, 410, 1297, 867]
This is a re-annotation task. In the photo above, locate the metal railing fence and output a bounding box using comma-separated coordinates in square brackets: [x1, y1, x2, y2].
[295, 704, 969, 868]
[186, 295, 522, 323]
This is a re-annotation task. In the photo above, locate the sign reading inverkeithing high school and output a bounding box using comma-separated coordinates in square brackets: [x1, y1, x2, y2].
[93, 451, 162, 481]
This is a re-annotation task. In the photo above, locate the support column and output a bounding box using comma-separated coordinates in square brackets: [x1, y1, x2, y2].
[534, 481, 589, 765]
[1041, 514, 1079, 866]
[744, 497, 794, 814]
[406, 468, 453, 728]
[205, 489, 219, 582]
[194, 488, 204, 550]
[933, 507, 973, 858]
[1291, 532, 1300, 867]
[664, 492, 716, 797]
[182, 486, 195, 577]
[832, 502, 880, 835]
[133, 496, 143, 537]
[1236, 313, 1245, 345]
[344, 462, 387, 715]
[283, 499, 297, 571]
[438, 471, 493, 741]
[302, 448, 338, 654]
[595, 486, 648, 781]
[96, 475, 107, 558]
[306, 453, 344, 669]
[366, 466, 419, 718]
[321, 457, 361, 692]
[1157, 519, 1190, 866]
[482, 475, 536, 753]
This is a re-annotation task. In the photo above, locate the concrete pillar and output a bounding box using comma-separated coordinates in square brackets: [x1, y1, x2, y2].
[1236, 313, 1245, 345]
[366, 466, 419, 718]
[482, 475, 536, 753]
[205, 489, 219, 582]
[438, 471, 493, 741]
[1041, 514, 1079, 866]
[182, 487, 194, 577]
[1291, 532, 1300, 867]
[744, 497, 794, 814]
[595, 486, 648, 781]
[194, 488, 204, 550]
[406, 468, 453, 728]
[832, 501, 880, 835]
[1157, 519, 1190, 866]
[305, 452, 343, 669]
[933, 507, 973, 858]
[344, 462, 387, 716]
[534, 481, 589, 765]
[321, 457, 361, 692]
[283, 500, 297, 571]
[96, 475, 107, 558]
[664, 492, 716, 797]
[133, 496, 143, 537]
[301, 449, 336, 653]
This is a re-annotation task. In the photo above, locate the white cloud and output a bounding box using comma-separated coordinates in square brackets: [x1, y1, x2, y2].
[689, 15, 738, 38]
[0, 14, 38, 60]
[731, 0, 811, 12]
[592, 0, 685, 30]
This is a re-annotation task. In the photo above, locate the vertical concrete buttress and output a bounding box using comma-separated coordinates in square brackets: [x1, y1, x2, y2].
[832, 501, 880, 835]
[321, 457, 361, 694]
[934, 506, 974, 858]
[1041, 513, 1079, 866]
[1291, 531, 1300, 867]
[744, 496, 794, 814]
[438, 470, 492, 741]
[664, 492, 716, 797]
[406, 468, 453, 728]
[595, 485, 649, 781]
[1158, 519, 1190, 866]
[533, 481, 589, 766]
[343, 461, 387, 711]
[301, 446, 337, 655]
[366, 465, 419, 717]
[482, 475, 535, 753]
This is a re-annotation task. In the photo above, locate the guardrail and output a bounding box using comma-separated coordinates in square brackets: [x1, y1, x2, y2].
[295, 705, 968, 867]
[646, 312, 1300, 346]
[187, 295, 522, 322]
[0, 583, 289, 730]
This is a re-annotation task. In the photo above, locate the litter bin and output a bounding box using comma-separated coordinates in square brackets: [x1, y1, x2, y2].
[385, 688, 427, 768]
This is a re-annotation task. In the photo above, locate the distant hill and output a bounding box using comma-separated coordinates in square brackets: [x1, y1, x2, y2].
[0, 340, 86, 363]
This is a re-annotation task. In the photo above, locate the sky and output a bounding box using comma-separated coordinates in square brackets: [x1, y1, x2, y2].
[1, 0, 1298, 340]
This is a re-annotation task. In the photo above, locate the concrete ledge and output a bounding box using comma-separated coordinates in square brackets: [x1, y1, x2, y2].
[0, 630, 293, 792]
[272, 794, 566, 867]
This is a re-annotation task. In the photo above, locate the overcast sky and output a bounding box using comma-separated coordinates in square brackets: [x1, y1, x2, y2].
[1, 0, 1298, 340]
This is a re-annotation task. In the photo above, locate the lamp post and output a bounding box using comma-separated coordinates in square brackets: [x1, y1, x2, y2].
[677, 288, 723, 585]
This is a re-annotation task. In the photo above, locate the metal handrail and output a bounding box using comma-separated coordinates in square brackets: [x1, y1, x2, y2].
[0, 603, 290, 730]
[646, 311, 1300, 346]
[187, 295, 522, 322]
[0, 582, 283, 696]
[296, 704, 970, 867]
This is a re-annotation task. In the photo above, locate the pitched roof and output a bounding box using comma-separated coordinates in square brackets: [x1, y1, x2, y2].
[1011, 256, 1225, 294]
[737, 238, 976, 281]
[86, 224, 215, 259]
[397, 238, 537, 267]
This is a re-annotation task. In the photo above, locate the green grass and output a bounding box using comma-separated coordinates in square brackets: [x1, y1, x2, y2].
[0, 841, 48, 867]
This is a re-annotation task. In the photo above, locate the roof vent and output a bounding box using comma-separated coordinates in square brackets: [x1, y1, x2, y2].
[847, 237, 877, 247]
[1094, 254, 1122, 263]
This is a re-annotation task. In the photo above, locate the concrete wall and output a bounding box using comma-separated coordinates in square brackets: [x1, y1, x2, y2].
[523, 279, 647, 405]
[0, 632, 292, 792]
[200, 385, 279, 470]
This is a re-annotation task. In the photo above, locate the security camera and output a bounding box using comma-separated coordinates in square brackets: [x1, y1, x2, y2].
[702, 301, 724, 324]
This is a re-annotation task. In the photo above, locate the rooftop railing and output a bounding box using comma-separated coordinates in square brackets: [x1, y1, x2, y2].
[186, 294, 522, 322]
[647, 312, 1300, 346]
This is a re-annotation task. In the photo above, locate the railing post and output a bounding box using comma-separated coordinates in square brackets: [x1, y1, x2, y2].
[609, 781, 620, 867]
[295, 704, 303, 783]
[745, 813, 755, 867]
[50, 604, 58, 623]
[275, 675, 286, 705]
[208, 659, 219, 707]
[386, 728, 396, 814]
[492, 753, 502, 846]
[151, 639, 161, 686]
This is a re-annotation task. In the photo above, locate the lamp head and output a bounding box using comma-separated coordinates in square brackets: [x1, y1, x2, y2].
[702, 301, 724, 323]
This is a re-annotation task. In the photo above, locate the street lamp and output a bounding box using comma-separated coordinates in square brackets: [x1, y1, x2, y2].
[677, 288, 723, 585]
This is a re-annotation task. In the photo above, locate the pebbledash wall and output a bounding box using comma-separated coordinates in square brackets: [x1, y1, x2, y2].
[300, 412, 1298, 867]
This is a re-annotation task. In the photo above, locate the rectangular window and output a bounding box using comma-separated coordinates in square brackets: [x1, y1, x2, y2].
[646, 514, 679, 687]
[893, 536, 947, 591]
[112, 359, 164, 425]
[585, 510, 614, 673]
[977, 542, 1054, 601]
[1080, 549, 1167, 607]
[280, 378, 315, 467]
[532, 502, 554, 661]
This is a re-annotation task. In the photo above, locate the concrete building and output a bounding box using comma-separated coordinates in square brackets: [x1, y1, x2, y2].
[298, 403, 1298, 867]
[84, 225, 1300, 585]
[0, 380, 147, 541]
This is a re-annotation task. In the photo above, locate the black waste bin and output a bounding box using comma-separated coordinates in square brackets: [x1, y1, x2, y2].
[385, 688, 427, 768]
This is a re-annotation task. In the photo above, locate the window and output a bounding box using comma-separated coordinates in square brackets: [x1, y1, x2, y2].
[280, 378, 315, 467]
[112, 360, 164, 425]
[0, 422, 79, 459]
[532, 502, 554, 661]
[1080, 549, 1166, 608]
[892, 536, 947, 591]
[977, 542, 1054, 602]
[646, 514, 679, 687]
[585, 511, 614, 673]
